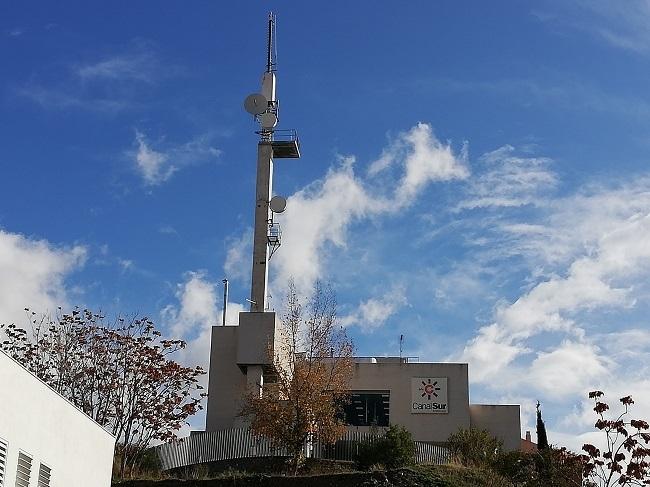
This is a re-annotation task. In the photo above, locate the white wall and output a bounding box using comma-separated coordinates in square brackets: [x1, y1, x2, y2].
[0, 351, 115, 487]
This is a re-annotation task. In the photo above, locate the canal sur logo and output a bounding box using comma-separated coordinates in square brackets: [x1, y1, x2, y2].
[411, 377, 448, 414]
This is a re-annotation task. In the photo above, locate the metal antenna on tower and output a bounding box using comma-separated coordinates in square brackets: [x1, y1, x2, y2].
[266, 12, 276, 73]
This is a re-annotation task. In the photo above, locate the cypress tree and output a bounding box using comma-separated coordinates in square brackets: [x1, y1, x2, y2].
[536, 400, 549, 449]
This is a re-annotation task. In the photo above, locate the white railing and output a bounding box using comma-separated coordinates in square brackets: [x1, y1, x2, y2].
[156, 428, 449, 471]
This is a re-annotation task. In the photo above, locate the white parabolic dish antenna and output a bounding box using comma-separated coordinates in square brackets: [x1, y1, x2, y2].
[244, 93, 268, 115]
[260, 112, 278, 129]
[269, 195, 287, 213]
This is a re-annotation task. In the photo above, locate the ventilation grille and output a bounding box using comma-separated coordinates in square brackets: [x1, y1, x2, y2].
[14, 452, 31, 487]
[37, 464, 51, 487]
[0, 439, 7, 487]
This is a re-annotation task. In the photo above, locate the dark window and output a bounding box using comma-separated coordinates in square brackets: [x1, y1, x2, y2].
[341, 392, 389, 427]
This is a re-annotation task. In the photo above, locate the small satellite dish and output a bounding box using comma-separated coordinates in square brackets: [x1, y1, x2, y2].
[244, 93, 268, 115]
[260, 112, 278, 129]
[269, 195, 287, 213]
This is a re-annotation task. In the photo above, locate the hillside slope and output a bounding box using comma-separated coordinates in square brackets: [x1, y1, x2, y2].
[114, 465, 509, 487]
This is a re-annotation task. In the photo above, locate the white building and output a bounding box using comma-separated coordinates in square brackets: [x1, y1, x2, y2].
[0, 351, 115, 487]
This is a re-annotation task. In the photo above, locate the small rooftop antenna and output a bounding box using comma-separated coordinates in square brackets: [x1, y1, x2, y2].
[399, 334, 404, 360]
[222, 278, 228, 326]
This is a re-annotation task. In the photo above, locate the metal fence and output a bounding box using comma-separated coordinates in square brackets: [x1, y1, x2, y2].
[157, 428, 288, 470]
[156, 428, 449, 471]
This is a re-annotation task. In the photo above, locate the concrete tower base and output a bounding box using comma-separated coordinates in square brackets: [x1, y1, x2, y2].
[205, 312, 278, 431]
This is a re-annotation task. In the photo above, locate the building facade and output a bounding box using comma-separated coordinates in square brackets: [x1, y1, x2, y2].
[205, 314, 521, 451]
[0, 351, 115, 487]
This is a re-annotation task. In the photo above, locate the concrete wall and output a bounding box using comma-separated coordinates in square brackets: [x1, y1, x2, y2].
[205, 326, 247, 431]
[0, 351, 115, 487]
[206, 312, 283, 432]
[204, 318, 522, 448]
[348, 362, 471, 443]
[469, 404, 521, 451]
[236, 312, 276, 366]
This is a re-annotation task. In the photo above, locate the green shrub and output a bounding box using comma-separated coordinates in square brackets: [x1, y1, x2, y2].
[446, 427, 503, 467]
[356, 424, 415, 470]
[494, 447, 584, 487]
[494, 450, 540, 485]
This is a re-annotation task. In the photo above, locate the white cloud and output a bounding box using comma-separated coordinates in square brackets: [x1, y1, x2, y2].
[458, 176, 650, 418]
[369, 123, 469, 206]
[134, 131, 175, 185]
[555, 1, 650, 55]
[76, 48, 158, 83]
[553, 375, 650, 454]
[0, 230, 86, 326]
[341, 285, 408, 331]
[394, 123, 469, 204]
[274, 155, 377, 292]
[458, 145, 557, 210]
[224, 228, 252, 283]
[131, 130, 221, 186]
[158, 225, 178, 235]
[18, 85, 127, 112]
[117, 258, 134, 272]
[462, 213, 650, 382]
[19, 42, 182, 112]
[162, 271, 219, 338]
[431, 261, 494, 308]
[526, 341, 610, 399]
[161, 271, 245, 372]
[274, 123, 468, 294]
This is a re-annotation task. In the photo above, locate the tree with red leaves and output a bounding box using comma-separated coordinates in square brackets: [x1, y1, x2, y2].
[582, 391, 650, 487]
[1, 308, 205, 477]
[239, 282, 354, 474]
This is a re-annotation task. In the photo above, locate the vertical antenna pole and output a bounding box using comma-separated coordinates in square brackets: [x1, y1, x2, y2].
[399, 334, 404, 360]
[222, 278, 229, 325]
[266, 12, 275, 73]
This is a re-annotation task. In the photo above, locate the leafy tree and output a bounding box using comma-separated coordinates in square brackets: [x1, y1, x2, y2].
[446, 427, 503, 467]
[239, 282, 354, 474]
[582, 391, 650, 487]
[536, 400, 550, 450]
[0, 308, 205, 477]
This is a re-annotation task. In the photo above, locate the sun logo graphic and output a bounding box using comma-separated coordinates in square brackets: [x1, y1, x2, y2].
[411, 377, 448, 414]
[418, 378, 441, 400]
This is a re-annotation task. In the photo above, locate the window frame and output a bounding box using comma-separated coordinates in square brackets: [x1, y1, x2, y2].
[341, 390, 390, 427]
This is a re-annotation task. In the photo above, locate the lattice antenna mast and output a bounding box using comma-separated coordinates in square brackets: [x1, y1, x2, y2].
[266, 12, 277, 73]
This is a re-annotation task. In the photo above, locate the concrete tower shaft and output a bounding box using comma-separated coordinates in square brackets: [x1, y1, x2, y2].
[249, 141, 273, 312]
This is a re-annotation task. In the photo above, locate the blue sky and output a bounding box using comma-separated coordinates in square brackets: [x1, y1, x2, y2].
[3, 1, 650, 449]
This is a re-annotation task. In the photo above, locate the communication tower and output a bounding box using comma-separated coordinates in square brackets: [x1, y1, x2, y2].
[243, 11, 300, 312]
